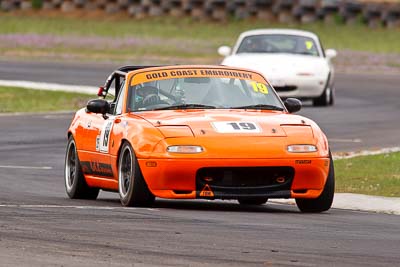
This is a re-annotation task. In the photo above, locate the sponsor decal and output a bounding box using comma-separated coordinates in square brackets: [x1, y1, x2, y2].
[295, 160, 312, 164]
[81, 161, 114, 178]
[199, 184, 214, 198]
[211, 121, 261, 133]
[131, 68, 267, 85]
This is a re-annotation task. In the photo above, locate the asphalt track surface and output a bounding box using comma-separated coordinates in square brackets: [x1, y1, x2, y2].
[1, 61, 400, 266]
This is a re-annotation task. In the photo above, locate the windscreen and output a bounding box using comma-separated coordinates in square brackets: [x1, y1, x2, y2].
[128, 69, 284, 112]
[237, 34, 319, 56]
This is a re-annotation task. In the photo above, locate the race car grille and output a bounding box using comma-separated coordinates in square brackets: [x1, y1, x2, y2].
[273, 86, 297, 92]
[196, 166, 294, 199]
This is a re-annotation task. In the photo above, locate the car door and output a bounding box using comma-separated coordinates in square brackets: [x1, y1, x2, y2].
[79, 75, 124, 179]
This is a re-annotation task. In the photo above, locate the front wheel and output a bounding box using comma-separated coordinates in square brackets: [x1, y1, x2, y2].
[295, 153, 335, 213]
[118, 142, 155, 207]
[313, 87, 335, 107]
[64, 136, 99, 199]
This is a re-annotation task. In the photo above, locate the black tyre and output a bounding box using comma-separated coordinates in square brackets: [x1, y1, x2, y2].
[313, 86, 334, 107]
[296, 153, 335, 213]
[238, 197, 268, 205]
[118, 142, 155, 207]
[64, 136, 99, 199]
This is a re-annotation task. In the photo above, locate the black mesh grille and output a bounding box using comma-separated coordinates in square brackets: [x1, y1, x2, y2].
[196, 166, 294, 199]
[197, 166, 294, 188]
[273, 86, 297, 92]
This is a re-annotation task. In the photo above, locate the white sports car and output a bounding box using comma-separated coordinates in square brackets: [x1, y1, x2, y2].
[218, 29, 337, 106]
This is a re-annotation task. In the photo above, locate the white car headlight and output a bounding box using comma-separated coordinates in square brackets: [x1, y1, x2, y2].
[287, 145, 317, 153]
[167, 145, 204, 154]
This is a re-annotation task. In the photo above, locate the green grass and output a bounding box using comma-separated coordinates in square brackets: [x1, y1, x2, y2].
[0, 86, 91, 113]
[0, 15, 399, 51]
[335, 152, 400, 197]
[0, 14, 400, 63]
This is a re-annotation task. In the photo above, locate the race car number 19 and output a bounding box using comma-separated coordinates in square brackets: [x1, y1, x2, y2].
[97, 120, 114, 153]
[212, 121, 261, 133]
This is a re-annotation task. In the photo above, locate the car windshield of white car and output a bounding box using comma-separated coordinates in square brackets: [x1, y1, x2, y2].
[128, 74, 284, 111]
[237, 34, 319, 56]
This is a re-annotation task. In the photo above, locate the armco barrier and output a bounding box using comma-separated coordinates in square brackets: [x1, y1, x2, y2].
[1, 0, 400, 27]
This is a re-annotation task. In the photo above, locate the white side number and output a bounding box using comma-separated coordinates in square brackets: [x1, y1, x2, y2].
[98, 120, 114, 153]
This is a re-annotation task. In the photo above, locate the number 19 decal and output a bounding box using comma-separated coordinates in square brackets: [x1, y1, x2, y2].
[250, 81, 269, 94]
[212, 121, 261, 133]
[228, 122, 256, 130]
[97, 120, 114, 153]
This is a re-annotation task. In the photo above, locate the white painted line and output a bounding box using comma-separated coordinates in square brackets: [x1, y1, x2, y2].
[0, 79, 98, 95]
[0, 204, 158, 211]
[0, 110, 74, 117]
[333, 146, 400, 160]
[43, 114, 73, 119]
[270, 193, 400, 215]
[0, 165, 52, 170]
[330, 138, 362, 143]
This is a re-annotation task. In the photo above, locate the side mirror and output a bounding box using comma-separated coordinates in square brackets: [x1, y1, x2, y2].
[284, 98, 302, 113]
[325, 49, 337, 59]
[218, 46, 232, 57]
[86, 99, 110, 115]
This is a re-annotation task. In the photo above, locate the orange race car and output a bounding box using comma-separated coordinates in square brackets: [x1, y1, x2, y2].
[64, 65, 334, 212]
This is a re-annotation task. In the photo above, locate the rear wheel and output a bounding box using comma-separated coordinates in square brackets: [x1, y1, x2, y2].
[296, 153, 335, 213]
[118, 142, 155, 207]
[238, 197, 268, 206]
[64, 136, 99, 199]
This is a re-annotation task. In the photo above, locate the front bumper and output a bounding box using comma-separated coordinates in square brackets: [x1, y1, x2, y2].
[270, 76, 327, 99]
[139, 157, 330, 200]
